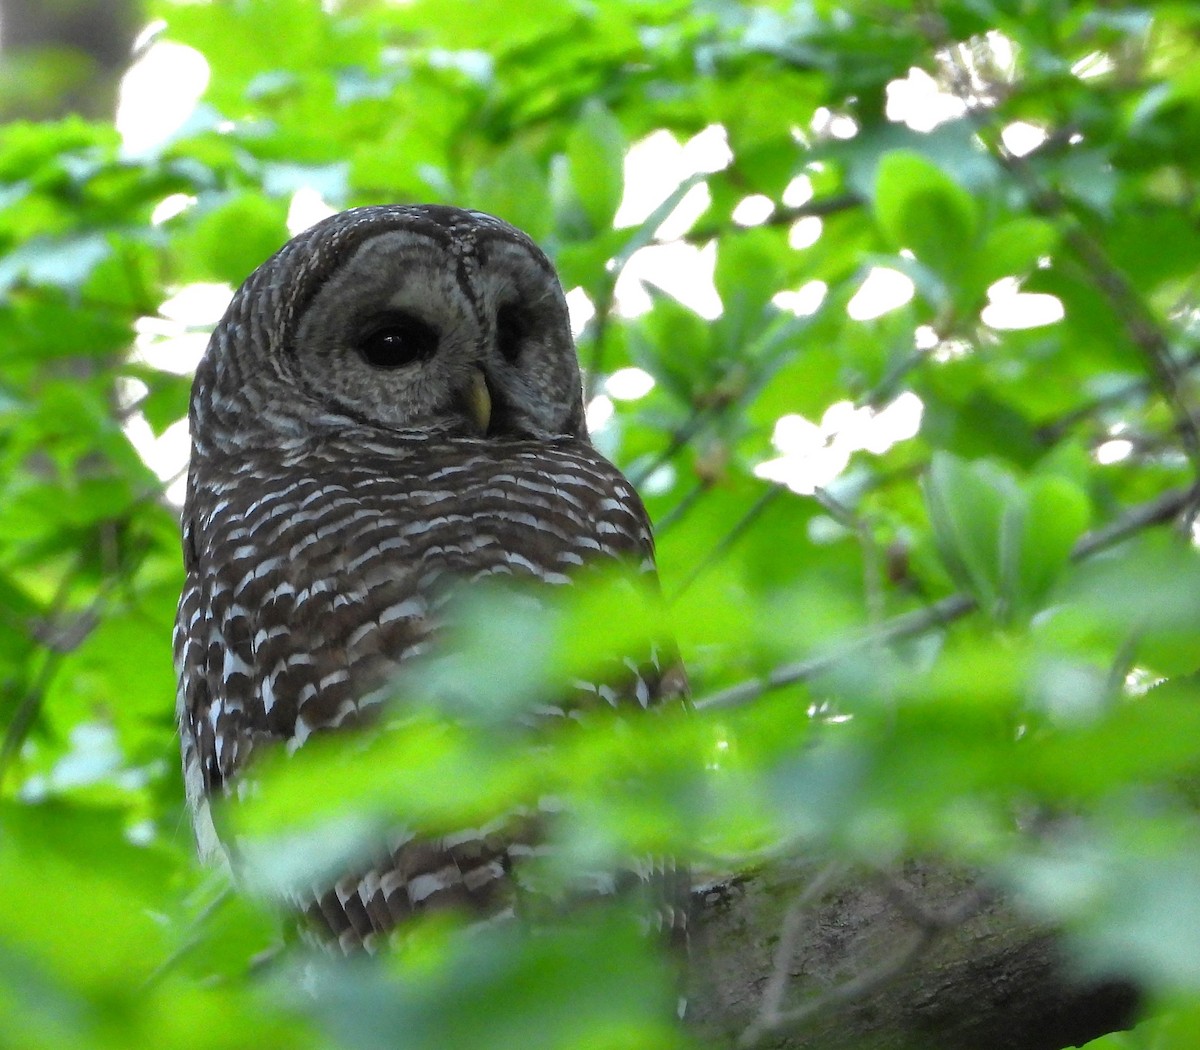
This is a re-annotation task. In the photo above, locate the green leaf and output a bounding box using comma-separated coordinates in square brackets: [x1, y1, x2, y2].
[565, 102, 626, 231]
[470, 146, 552, 240]
[293, 918, 681, 1050]
[713, 227, 788, 350]
[922, 453, 1009, 613]
[1064, 534, 1200, 676]
[973, 216, 1059, 287]
[1014, 475, 1090, 609]
[176, 193, 291, 286]
[924, 455, 1090, 623]
[137, 372, 193, 437]
[874, 150, 979, 275]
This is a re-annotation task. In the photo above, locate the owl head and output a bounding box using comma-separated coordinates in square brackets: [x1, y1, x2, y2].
[191, 205, 588, 454]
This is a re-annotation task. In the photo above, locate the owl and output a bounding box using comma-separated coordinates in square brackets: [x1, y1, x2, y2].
[174, 204, 688, 952]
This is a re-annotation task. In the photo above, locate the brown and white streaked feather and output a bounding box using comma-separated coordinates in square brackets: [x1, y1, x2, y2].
[174, 204, 688, 952]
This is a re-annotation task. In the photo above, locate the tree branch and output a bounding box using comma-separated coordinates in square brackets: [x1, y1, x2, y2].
[695, 486, 1192, 712]
[689, 861, 1141, 1050]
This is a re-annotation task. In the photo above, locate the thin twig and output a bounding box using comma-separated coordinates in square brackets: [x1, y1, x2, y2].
[815, 487, 896, 711]
[739, 867, 990, 1047]
[140, 884, 236, 990]
[760, 926, 932, 1036]
[877, 869, 988, 930]
[669, 487, 781, 600]
[814, 488, 885, 631]
[1033, 361, 1196, 445]
[0, 466, 180, 792]
[629, 408, 712, 490]
[694, 486, 1192, 713]
[653, 481, 708, 536]
[737, 861, 847, 1048]
[686, 193, 864, 245]
[582, 173, 712, 402]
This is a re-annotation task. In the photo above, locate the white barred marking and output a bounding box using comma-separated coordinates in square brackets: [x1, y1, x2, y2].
[379, 597, 426, 626]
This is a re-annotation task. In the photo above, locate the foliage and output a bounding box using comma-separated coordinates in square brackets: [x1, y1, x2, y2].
[2, 0, 1200, 1047]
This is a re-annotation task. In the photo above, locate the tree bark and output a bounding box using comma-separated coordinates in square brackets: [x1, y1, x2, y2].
[687, 861, 1141, 1050]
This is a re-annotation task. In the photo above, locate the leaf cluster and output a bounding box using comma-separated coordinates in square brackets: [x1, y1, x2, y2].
[3, 1, 1200, 1048]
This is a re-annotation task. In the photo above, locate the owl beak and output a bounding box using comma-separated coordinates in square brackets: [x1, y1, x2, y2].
[461, 366, 492, 434]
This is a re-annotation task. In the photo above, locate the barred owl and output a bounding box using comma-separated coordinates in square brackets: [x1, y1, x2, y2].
[174, 204, 687, 951]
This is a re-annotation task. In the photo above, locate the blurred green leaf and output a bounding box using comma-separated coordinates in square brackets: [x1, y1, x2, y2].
[923, 452, 1008, 613]
[294, 918, 685, 1050]
[176, 194, 290, 286]
[873, 150, 979, 275]
[924, 455, 1090, 622]
[972, 216, 1059, 287]
[565, 102, 626, 231]
[1013, 474, 1090, 611]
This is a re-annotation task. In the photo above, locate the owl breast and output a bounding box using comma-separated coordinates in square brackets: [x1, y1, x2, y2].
[176, 430, 658, 805]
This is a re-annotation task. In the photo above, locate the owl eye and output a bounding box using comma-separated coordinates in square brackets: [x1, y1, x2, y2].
[356, 312, 439, 368]
[496, 303, 529, 365]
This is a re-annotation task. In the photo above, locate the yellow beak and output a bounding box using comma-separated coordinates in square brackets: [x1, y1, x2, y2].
[463, 367, 491, 434]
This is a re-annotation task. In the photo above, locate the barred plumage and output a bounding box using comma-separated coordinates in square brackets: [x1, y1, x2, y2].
[174, 204, 688, 951]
